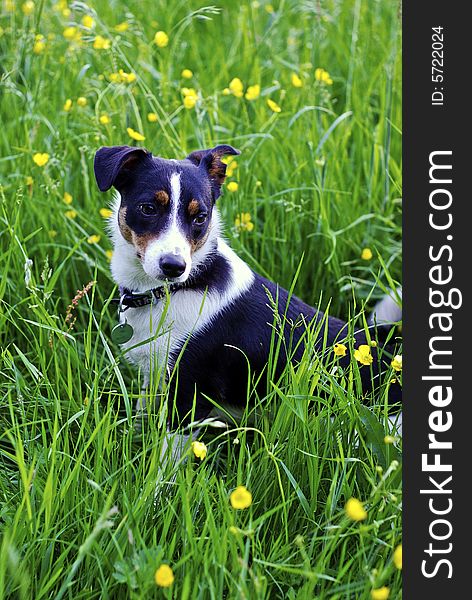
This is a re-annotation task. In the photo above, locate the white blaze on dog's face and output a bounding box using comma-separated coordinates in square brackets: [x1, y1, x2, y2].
[142, 172, 193, 283]
[93, 144, 240, 286]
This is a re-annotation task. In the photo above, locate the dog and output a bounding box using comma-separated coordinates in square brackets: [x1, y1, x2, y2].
[94, 144, 402, 457]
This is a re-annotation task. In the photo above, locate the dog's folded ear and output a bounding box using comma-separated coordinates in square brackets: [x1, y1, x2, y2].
[186, 144, 240, 200]
[94, 146, 151, 192]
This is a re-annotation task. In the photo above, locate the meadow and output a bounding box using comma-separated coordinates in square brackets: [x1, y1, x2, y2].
[0, 0, 402, 598]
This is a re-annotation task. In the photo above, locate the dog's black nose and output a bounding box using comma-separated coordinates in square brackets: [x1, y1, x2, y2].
[159, 255, 186, 279]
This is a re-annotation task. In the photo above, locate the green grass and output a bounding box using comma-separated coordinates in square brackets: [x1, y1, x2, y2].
[0, 0, 402, 598]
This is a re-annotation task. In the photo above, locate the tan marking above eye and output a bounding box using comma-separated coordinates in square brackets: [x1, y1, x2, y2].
[155, 190, 169, 206]
[188, 199, 200, 216]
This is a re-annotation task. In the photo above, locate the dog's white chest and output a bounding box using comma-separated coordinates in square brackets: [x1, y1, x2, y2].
[111, 236, 255, 377]
[119, 289, 211, 374]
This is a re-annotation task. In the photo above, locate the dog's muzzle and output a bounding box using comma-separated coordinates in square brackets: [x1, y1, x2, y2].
[159, 254, 187, 279]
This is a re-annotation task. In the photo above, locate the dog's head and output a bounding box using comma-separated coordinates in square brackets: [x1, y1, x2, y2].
[94, 144, 239, 284]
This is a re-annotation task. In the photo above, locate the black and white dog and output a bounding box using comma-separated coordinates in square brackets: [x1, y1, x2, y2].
[94, 144, 401, 446]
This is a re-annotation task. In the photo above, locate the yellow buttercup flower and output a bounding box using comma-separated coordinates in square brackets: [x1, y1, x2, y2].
[191, 441, 207, 461]
[227, 182, 239, 193]
[361, 247, 373, 260]
[33, 153, 49, 167]
[154, 564, 174, 587]
[33, 35, 46, 54]
[225, 159, 238, 177]
[124, 72, 136, 83]
[229, 77, 244, 98]
[93, 35, 111, 50]
[183, 94, 198, 109]
[391, 355, 402, 372]
[65, 209, 77, 219]
[110, 69, 137, 84]
[99, 114, 110, 125]
[127, 127, 145, 141]
[87, 234, 101, 245]
[114, 22, 129, 32]
[345, 497, 367, 521]
[181, 68, 193, 79]
[63, 26, 81, 42]
[105, 249, 113, 261]
[245, 84, 260, 100]
[63, 98, 72, 112]
[267, 98, 281, 113]
[393, 544, 402, 569]
[354, 344, 373, 366]
[81, 15, 95, 29]
[147, 112, 158, 122]
[315, 67, 333, 85]
[181, 87, 198, 109]
[333, 343, 347, 357]
[230, 485, 252, 509]
[53, 0, 69, 16]
[62, 25, 77, 40]
[371, 587, 390, 600]
[22, 1, 35, 16]
[154, 30, 169, 47]
[222, 87, 231, 96]
[235, 212, 254, 232]
[291, 73, 303, 88]
[99, 208, 113, 218]
[77, 97, 87, 107]
[63, 192, 73, 205]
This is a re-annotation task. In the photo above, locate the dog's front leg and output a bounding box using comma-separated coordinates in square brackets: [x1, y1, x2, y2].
[133, 372, 150, 433]
[134, 362, 166, 429]
[159, 427, 199, 468]
[153, 427, 200, 498]
[135, 373, 150, 414]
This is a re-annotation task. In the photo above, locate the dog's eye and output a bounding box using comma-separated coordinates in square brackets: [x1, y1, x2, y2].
[139, 203, 157, 216]
[193, 213, 207, 226]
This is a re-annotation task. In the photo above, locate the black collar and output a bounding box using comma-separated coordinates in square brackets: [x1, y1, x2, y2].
[112, 282, 189, 309]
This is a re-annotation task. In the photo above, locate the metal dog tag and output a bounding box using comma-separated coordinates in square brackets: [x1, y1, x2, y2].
[111, 320, 134, 344]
